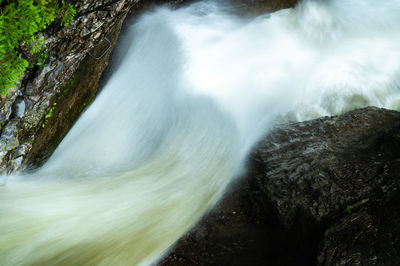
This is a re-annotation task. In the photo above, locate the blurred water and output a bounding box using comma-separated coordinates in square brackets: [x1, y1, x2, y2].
[1, 0, 400, 265]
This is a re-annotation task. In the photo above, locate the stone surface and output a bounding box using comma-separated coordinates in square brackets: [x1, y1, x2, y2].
[317, 200, 400, 265]
[159, 107, 400, 265]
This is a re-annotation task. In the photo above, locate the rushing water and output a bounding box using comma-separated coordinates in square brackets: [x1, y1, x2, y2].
[1, 0, 400, 265]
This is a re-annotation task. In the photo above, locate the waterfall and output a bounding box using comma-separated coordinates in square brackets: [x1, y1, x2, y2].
[1, 0, 400, 265]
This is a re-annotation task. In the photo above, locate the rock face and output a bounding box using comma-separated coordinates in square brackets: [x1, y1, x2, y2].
[159, 107, 400, 265]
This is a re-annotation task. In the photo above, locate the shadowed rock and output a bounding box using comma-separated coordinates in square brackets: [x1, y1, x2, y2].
[159, 107, 400, 265]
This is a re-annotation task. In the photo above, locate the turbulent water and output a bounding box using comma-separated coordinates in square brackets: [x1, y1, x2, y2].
[1, 0, 400, 265]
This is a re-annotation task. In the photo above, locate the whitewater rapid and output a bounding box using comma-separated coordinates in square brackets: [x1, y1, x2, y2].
[1, 0, 400, 265]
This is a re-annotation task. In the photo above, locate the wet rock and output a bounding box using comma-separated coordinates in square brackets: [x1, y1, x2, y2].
[318, 200, 400, 265]
[0, 85, 19, 131]
[0, 120, 20, 153]
[160, 107, 400, 266]
[10, 94, 26, 119]
[253, 107, 400, 227]
[0, 120, 20, 173]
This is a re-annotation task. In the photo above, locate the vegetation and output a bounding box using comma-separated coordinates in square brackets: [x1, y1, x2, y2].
[345, 205, 352, 214]
[0, 0, 76, 95]
[33, 48, 50, 69]
[42, 101, 56, 127]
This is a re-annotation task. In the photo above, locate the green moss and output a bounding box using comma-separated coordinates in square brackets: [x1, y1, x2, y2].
[42, 102, 56, 128]
[24, 113, 42, 131]
[60, 1, 76, 27]
[0, 0, 76, 94]
[1, 137, 19, 152]
[82, 93, 95, 110]
[63, 74, 76, 94]
[36, 49, 50, 69]
[345, 205, 352, 214]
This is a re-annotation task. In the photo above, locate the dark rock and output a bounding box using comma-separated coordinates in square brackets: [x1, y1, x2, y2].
[253, 107, 400, 227]
[159, 107, 400, 266]
[318, 200, 400, 265]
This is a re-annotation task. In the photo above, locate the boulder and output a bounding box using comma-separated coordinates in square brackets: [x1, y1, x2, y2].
[160, 107, 400, 265]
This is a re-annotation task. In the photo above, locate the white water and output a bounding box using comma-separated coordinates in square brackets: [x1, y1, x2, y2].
[1, 0, 400, 265]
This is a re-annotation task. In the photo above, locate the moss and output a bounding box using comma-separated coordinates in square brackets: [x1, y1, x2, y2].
[0, 0, 76, 94]
[345, 205, 352, 214]
[1, 137, 19, 153]
[0, 120, 6, 131]
[41, 102, 57, 128]
[63, 74, 76, 95]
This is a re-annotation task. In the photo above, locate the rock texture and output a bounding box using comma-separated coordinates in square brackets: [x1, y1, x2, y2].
[160, 107, 400, 265]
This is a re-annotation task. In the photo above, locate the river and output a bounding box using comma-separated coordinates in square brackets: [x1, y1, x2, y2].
[1, 0, 400, 265]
